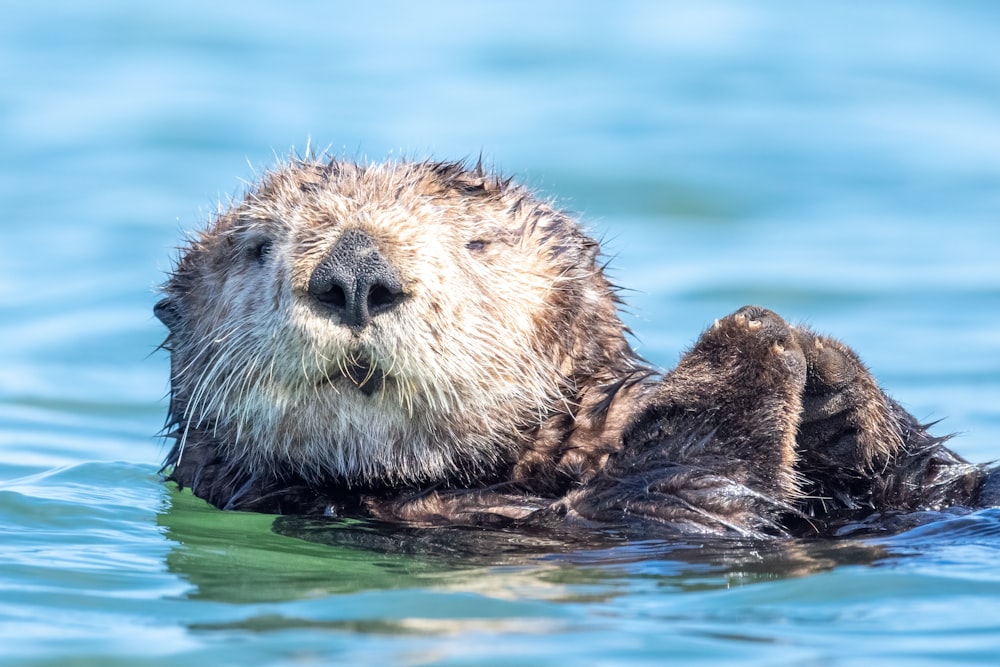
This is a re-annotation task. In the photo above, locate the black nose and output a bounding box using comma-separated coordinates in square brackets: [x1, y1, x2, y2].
[307, 229, 405, 329]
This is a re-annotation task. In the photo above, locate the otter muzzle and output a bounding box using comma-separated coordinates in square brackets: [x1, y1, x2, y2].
[307, 228, 405, 329]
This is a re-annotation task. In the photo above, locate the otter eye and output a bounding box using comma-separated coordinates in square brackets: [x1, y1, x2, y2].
[465, 239, 488, 253]
[248, 237, 274, 264]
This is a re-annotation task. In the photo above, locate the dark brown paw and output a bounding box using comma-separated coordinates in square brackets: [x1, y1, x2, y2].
[794, 328, 863, 396]
[662, 305, 809, 500]
[792, 327, 902, 473]
[700, 305, 807, 384]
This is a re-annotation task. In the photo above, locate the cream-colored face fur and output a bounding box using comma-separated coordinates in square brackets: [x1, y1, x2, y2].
[164, 159, 617, 485]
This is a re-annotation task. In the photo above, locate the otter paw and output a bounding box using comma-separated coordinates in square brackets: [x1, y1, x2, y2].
[658, 305, 808, 501]
[794, 328, 863, 397]
[701, 305, 806, 382]
[792, 327, 902, 472]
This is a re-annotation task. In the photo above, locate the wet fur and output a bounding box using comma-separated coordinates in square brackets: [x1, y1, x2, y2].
[157, 156, 994, 538]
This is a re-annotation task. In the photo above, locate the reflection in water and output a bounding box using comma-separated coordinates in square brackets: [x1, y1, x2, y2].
[189, 614, 571, 639]
[159, 488, 441, 602]
[159, 486, 903, 608]
[155, 487, 1000, 655]
[274, 515, 896, 591]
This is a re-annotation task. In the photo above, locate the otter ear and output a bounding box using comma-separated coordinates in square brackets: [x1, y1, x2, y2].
[154, 298, 182, 332]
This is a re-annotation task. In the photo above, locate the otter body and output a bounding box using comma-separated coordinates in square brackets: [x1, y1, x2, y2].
[157, 157, 994, 538]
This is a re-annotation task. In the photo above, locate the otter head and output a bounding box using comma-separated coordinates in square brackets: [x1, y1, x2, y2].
[157, 158, 637, 488]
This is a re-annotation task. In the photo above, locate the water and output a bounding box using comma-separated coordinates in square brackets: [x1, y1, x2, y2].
[2, 1, 1000, 664]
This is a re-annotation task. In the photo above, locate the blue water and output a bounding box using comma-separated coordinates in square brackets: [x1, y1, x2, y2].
[2, 1, 1000, 664]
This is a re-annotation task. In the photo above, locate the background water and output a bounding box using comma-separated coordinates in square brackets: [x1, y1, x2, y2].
[2, 1, 1000, 665]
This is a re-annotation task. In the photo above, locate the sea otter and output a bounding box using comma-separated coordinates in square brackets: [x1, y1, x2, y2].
[156, 156, 996, 538]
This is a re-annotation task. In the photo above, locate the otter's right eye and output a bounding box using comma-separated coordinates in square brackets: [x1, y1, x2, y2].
[248, 237, 274, 264]
[465, 239, 489, 253]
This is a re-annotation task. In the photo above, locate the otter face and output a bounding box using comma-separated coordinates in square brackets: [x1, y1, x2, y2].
[158, 159, 624, 486]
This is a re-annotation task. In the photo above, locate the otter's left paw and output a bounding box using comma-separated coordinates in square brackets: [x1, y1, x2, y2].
[792, 327, 903, 474]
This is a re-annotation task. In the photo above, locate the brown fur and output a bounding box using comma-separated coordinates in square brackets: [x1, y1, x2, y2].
[157, 155, 993, 538]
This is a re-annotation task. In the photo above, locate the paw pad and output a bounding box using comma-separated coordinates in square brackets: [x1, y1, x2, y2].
[720, 305, 795, 348]
[700, 305, 807, 383]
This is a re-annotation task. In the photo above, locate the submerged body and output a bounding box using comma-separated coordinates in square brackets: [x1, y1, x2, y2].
[157, 157, 995, 538]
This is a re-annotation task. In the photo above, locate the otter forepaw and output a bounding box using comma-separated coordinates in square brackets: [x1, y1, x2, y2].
[792, 327, 902, 474]
[795, 329, 864, 398]
[700, 306, 807, 384]
[652, 305, 809, 500]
